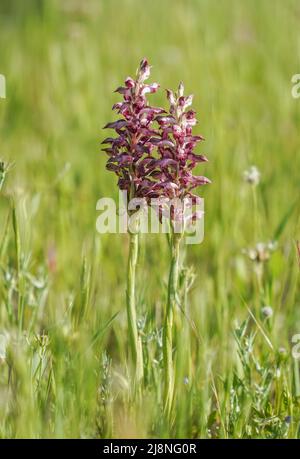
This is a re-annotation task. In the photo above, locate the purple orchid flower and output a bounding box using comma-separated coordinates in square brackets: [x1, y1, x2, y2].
[102, 59, 164, 201]
[145, 82, 211, 223]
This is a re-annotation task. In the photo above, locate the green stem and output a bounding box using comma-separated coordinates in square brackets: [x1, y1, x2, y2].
[126, 232, 143, 386]
[163, 230, 181, 418]
[12, 202, 23, 331]
[251, 185, 259, 243]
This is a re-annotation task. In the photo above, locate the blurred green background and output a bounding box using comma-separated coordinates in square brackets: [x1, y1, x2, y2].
[0, 0, 300, 438]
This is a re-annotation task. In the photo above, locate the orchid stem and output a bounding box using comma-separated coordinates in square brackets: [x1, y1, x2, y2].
[163, 228, 181, 418]
[127, 231, 144, 388]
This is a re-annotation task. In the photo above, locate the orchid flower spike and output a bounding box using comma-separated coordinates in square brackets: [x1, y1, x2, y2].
[102, 59, 165, 201]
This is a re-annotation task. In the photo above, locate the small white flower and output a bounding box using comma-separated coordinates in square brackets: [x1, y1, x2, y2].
[243, 165, 261, 186]
[242, 240, 276, 263]
[261, 306, 273, 318]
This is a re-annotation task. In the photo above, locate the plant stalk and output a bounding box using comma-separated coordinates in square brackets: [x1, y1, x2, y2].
[12, 201, 23, 332]
[163, 229, 181, 417]
[126, 231, 143, 386]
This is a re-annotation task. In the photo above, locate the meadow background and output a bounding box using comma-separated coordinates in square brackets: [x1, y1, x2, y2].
[0, 0, 300, 438]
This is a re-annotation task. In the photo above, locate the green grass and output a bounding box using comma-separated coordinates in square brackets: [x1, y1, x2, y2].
[0, 0, 300, 438]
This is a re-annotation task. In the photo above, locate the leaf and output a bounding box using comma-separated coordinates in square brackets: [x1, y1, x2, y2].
[273, 199, 298, 241]
[88, 311, 120, 350]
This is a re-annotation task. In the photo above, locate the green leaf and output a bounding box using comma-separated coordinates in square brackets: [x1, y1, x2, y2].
[89, 311, 120, 350]
[273, 199, 298, 241]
